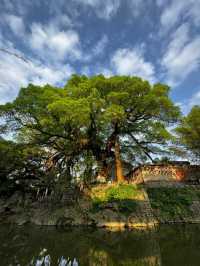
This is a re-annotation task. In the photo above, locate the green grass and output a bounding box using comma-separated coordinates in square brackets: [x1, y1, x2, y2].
[91, 184, 140, 215]
[147, 187, 194, 219]
[104, 184, 139, 201]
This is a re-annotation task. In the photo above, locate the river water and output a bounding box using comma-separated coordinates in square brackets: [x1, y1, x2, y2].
[0, 224, 200, 265]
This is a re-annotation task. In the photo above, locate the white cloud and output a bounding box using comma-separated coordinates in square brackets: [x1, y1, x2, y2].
[3, 14, 25, 36]
[160, 0, 200, 32]
[30, 23, 81, 62]
[1, 0, 34, 16]
[83, 34, 109, 62]
[111, 48, 155, 82]
[75, 0, 120, 19]
[161, 23, 200, 86]
[74, 0, 152, 19]
[29, 23, 109, 64]
[51, 14, 74, 28]
[156, 0, 167, 7]
[92, 35, 108, 56]
[0, 41, 73, 104]
[160, 2, 187, 32]
[178, 90, 200, 115]
[189, 91, 200, 107]
[2, 0, 15, 12]
[128, 0, 153, 17]
[72, 34, 109, 64]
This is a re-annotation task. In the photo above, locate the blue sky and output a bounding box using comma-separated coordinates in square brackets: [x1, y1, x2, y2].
[0, 0, 200, 114]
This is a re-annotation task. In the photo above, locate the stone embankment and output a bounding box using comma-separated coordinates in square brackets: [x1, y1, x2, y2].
[1, 182, 200, 230]
[146, 182, 200, 224]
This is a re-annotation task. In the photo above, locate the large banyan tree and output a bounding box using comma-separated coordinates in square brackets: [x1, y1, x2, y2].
[0, 75, 180, 183]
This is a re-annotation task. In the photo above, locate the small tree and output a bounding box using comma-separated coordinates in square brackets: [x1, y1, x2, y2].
[176, 105, 200, 161]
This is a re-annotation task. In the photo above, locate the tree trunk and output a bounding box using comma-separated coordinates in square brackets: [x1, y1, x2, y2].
[114, 136, 124, 182]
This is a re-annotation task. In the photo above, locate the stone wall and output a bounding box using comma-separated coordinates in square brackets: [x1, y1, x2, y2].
[130, 164, 200, 184]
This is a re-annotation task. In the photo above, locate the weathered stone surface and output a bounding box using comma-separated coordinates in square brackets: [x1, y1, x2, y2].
[13, 215, 29, 226]
[3, 192, 23, 207]
[2, 183, 200, 229]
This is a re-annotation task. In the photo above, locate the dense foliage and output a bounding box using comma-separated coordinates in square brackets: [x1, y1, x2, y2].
[0, 74, 181, 195]
[0, 138, 47, 196]
[176, 106, 200, 161]
[147, 187, 199, 219]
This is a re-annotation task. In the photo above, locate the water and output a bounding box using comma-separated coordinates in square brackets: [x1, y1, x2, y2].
[0, 224, 200, 266]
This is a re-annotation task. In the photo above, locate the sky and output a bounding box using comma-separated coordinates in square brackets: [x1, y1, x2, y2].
[0, 0, 200, 114]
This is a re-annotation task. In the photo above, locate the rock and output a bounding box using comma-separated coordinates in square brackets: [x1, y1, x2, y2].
[89, 209, 126, 228]
[56, 216, 74, 227]
[15, 216, 29, 225]
[103, 202, 118, 211]
[61, 185, 77, 204]
[5, 192, 23, 207]
[64, 208, 84, 226]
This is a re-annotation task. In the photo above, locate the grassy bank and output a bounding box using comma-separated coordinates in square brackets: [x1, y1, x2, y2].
[90, 184, 143, 215]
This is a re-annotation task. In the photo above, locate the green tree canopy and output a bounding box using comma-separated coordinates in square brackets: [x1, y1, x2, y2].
[0, 75, 181, 183]
[0, 138, 47, 196]
[176, 105, 200, 161]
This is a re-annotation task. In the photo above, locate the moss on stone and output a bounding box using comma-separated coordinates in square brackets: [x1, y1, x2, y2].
[147, 187, 195, 219]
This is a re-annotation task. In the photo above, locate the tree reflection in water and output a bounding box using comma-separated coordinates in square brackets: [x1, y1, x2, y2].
[33, 254, 78, 266]
[2, 225, 200, 266]
[34, 254, 78, 266]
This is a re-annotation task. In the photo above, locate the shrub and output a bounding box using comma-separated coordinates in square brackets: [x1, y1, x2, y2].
[91, 184, 139, 214]
[147, 187, 194, 218]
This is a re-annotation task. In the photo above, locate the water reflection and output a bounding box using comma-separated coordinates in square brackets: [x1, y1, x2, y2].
[0, 224, 200, 265]
[33, 253, 78, 266]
